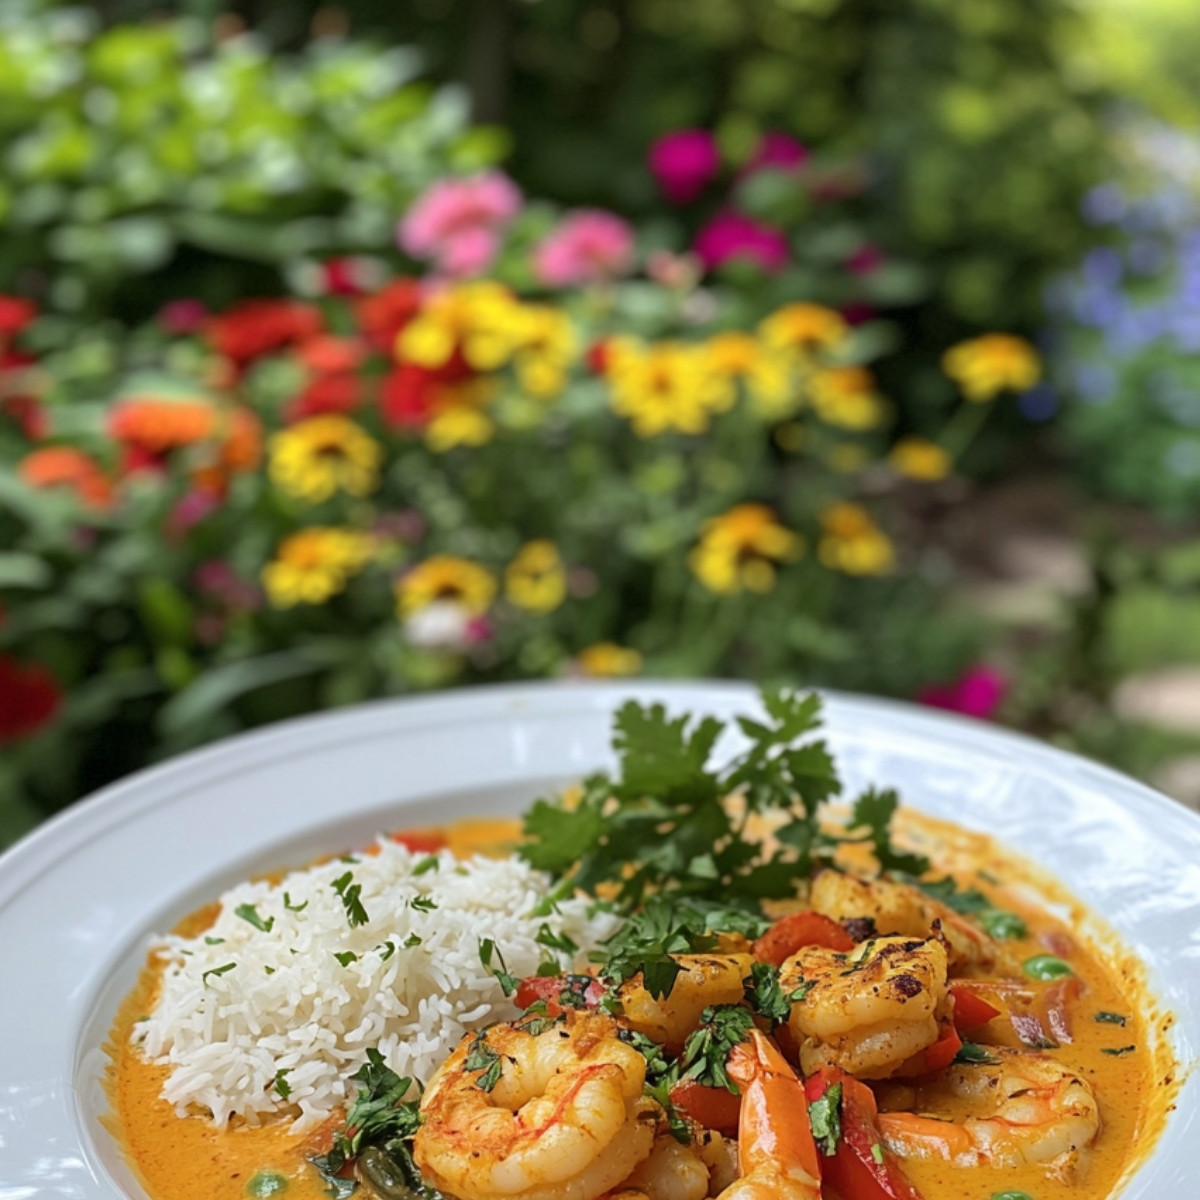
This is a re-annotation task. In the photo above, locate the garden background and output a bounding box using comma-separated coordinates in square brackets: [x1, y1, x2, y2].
[5, 0, 1200, 846]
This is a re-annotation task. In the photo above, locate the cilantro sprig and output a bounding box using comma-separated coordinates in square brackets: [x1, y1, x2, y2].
[520, 689, 919, 914]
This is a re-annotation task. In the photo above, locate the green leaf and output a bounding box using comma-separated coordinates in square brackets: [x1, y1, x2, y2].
[0, 553, 51, 589]
[808, 1082, 843, 1156]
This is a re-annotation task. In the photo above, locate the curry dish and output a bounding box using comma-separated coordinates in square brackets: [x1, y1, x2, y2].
[105, 692, 1176, 1200]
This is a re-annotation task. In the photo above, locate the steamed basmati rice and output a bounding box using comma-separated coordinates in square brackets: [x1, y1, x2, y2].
[134, 838, 617, 1130]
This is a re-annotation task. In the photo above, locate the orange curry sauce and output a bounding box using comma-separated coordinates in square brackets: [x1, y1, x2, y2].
[104, 812, 1175, 1200]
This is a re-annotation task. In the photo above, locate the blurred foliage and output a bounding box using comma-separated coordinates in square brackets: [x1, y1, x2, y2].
[0, 4, 503, 323]
[1046, 121, 1200, 519]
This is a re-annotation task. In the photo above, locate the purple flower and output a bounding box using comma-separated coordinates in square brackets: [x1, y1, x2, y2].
[1081, 184, 1126, 226]
[694, 211, 789, 274]
[648, 130, 721, 205]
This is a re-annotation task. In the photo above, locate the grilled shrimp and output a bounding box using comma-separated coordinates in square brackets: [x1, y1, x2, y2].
[810, 869, 997, 972]
[618, 954, 753, 1047]
[877, 1047, 1101, 1181]
[611, 1131, 719, 1200]
[413, 1011, 658, 1200]
[781, 935, 951, 1079]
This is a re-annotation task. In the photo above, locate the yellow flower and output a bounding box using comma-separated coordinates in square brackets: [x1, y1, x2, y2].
[269, 415, 382, 503]
[809, 367, 888, 431]
[396, 555, 497, 617]
[759, 303, 848, 358]
[942, 334, 1041, 403]
[890, 437, 952, 481]
[261, 528, 374, 608]
[426, 401, 495, 452]
[608, 338, 729, 437]
[577, 642, 643, 677]
[505, 540, 567, 614]
[706, 332, 793, 417]
[818, 503, 894, 576]
[689, 503, 803, 594]
[513, 306, 577, 399]
[398, 283, 525, 372]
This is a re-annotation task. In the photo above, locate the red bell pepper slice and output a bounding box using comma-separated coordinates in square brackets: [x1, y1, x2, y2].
[752, 910, 855, 965]
[388, 829, 448, 854]
[950, 983, 1001, 1033]
[513, 973, 606, 1016]
[897, 1021, 962, 1076]
[668, 1077, 742, 1137]
[804, 1067, 925, 1200]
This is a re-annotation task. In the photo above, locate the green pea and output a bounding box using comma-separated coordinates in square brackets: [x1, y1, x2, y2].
[990, 1192, 1036, 1200]
[1023, 954, 1073, 981]
[246, 1172, 288, 1198]
[978, 908, 1027, 940]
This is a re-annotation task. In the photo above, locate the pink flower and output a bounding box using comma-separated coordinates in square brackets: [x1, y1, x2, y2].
[694, 211, 790, 274]
[158, 300, 209, 336]
[918, 667, 1007, 721]
[167, 490, 220, 539]
[534, 210, 635, 287]
[397, 172, 522, 277]
[648, 130, 721, 205]
[746, 131, 809, 174]
[847, 244, 884, 276]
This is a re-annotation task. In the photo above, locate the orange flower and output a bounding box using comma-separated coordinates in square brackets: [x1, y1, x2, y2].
[19, 446, 113, 508]
[108, 398, 217, 453]
[190, 407, 264, 493]
[294, 335, 367, 376]
[942, 334, 1041, 403]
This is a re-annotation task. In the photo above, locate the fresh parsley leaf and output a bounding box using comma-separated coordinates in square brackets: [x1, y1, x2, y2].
[464, 1032, 503, 1092]
[809, 1082, 843, 1156]
[677, 1006, 757, 1093]
[331, 872, 370, 928]
[201, 962, 236, 987]
[409, 896, 437, 913]
[283, 892, 307, 912]
[377, 940, 396, 961]
[413, 856, 440, 876]
[954, 1041, 1001, 1065]
[273, 1069, 291, 1099]
[306, 1154, 357, 1199]
[204, 936, 225, 945]
[852, 789, 930, 876]
[334, 951, 358, 967]
[479, 939, 519, 996]
[644, 1076, 692, 1144]
[404, 932, 422, 948]
[535, 924, 579, 959]
[234, 903, 275, 933]
[743, 962, 793, 1028]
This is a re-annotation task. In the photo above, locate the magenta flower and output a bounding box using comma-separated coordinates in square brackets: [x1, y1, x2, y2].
[397, 172, 522, 277]
[918, 667, 1007, 721]
[846, 244, 884, 276]
[158, 300, 209, 336]
[745, 131, 809, 174]
[534, 210, 635, 287]
[694, 211, 790, 274]
[648, 130, 721, 205]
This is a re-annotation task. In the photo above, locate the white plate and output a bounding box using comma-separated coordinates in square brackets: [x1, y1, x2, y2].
[1, 681, 1198, 1198]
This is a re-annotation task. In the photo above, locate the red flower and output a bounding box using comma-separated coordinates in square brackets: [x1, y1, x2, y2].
[356, 279, 423, 353]
[0, 655, 61, 744]
[586, 339, 611, 375]
[0, 295, 37, 340]
[2, 394, 47, 440]
[285, 373, 364, 423]
[381, 364, 439, 429]
[207, 300, 323, 367]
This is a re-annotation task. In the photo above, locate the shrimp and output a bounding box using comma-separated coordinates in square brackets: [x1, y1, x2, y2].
[413, 1011, 658, 1200]
[810, 868, 997, 972]
[612, 1131, 718, 1200]
[618, 954, 753, 1047]
[781, 935, 951, 1079]
[719, 1029, 822, 1200]
[876, 1047, 1101, 1181]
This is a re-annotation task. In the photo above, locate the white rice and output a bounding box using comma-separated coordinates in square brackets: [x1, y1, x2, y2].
[134, 838, 617, 1130]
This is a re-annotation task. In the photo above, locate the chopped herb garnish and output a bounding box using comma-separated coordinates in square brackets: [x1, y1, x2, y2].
[479, 939, 520, 996]
[283, 893, 307, 913]
[404, 932, 423, 948]
[954, 1041, 1001, 1065]
[264, 966, 275, 975]
[273, 1068, 291, 1099]
[377, 940, 396, 961]
[743, 961, 805, 1028]
[809, 1082, 843, 1156]
[1101, 1045, 1137, 1057]
[871, 1141, 885, 1164]
[464, 1032, 504, 1091]
[677, 1005, 757, 1093]
[333, 951, 358, 967]
[204, 936, 225, 945]
[331, 872, 370, 928]
[1023, 954, 1073, 981]
[850, 789, 930, 876]
[246, 1171, 289, 1198]
[1096, 1011, 1128, 1026]
[409, 896, 437, 913]
[235, 903, 274, 933]
[201, 962, 237, 987]
[413, 856, 440, 876]
[536, 924, 579, 958]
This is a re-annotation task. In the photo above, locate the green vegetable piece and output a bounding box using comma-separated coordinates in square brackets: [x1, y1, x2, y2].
[332, 872, 370, 927]
[677, 1005, 757, 1093]
[1095, 1011, 1128, 1026]
[235, 904, 274, 933]
[246, 1171, 288, 1197]
[808, 1082, 843, 1156]
[1101, 1044, 1137, 1057]
[977, 908, 1027, 940]
[1023, 955, 1073, 981]
[954, 1041, 1000, 1065]
[357, 1144, 438, 1200]
[989, 1192, 1035, 1200]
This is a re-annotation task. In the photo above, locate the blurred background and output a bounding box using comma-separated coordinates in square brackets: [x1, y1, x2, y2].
[5, 0, 1200, 846]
